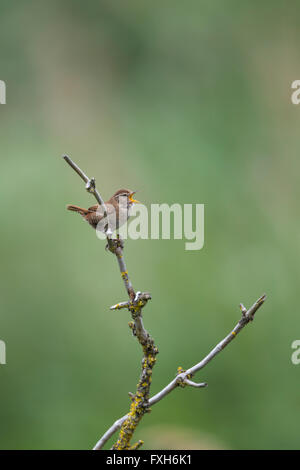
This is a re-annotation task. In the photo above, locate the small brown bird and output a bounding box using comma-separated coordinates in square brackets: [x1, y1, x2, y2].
[67, 189, 139, 233]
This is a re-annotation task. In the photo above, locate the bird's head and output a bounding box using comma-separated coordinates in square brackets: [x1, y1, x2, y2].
[110, 189, 140, 207]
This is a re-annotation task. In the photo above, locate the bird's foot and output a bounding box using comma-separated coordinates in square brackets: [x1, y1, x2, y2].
[105, 235, 124, 253]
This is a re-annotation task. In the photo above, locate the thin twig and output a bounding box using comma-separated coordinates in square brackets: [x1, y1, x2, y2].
[62, 155, 109, 230]
[93, 294, 266, 450]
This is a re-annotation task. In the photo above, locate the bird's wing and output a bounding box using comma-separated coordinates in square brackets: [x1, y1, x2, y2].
[87, 204, 99, 212]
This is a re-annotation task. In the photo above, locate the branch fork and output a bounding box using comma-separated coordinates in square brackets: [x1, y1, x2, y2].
[176, 367, 207, 389]
[93, 294, 266, 449]
[110, 292, 152, 315]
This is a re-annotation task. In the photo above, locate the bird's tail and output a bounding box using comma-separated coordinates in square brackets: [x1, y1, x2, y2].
[66, 204, 90, 216]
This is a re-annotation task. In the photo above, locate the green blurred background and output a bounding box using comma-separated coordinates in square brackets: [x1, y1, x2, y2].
[0, 0, 299, 450]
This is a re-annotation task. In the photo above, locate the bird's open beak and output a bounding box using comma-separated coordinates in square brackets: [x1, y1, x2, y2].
[129, 191, 140, 203]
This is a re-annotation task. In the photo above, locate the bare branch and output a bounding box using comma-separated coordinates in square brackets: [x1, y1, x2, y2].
[129, 440, 144, 450]
[62, 155, 90, 183]
[184, 379, 208, 388]
[63, 156, 158, 450]
[110, 293, 151, 312]
[185, 294, 266, 378]
[92, 416, 127, 451]
[62, 155, 111, 236]
[110, 301, 130, 311]
[63, 154, 267, 452]
[93, 294, 266, 449]
[63, 155, 135, 298]
[240, 303, 247, 316]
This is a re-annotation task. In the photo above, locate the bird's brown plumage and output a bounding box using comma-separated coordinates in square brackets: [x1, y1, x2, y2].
[67, 189, 137, 231]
